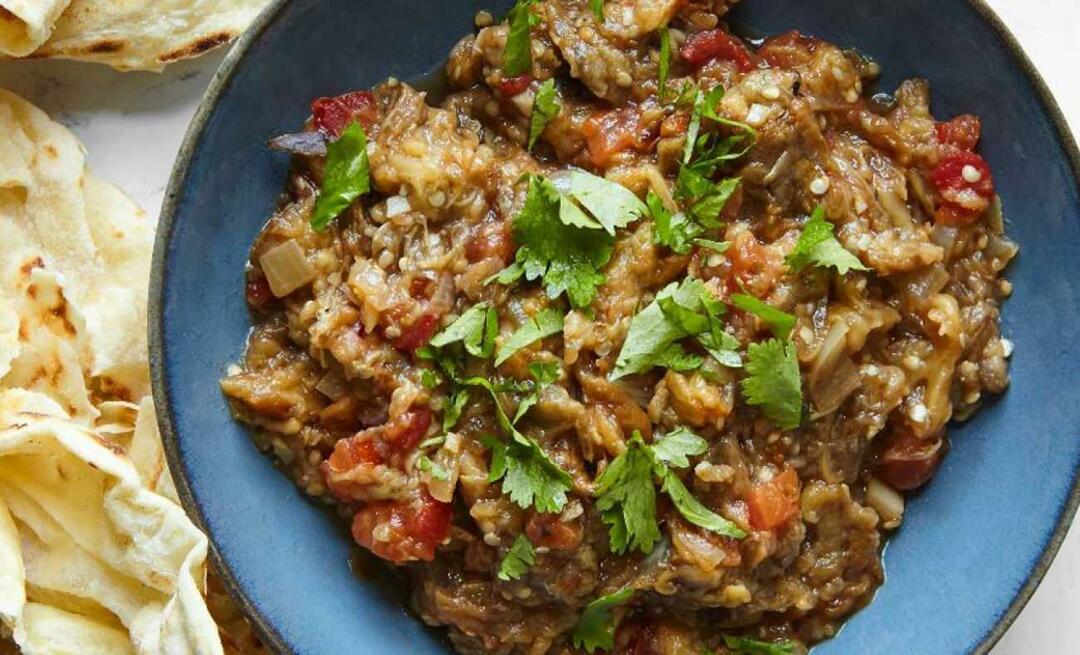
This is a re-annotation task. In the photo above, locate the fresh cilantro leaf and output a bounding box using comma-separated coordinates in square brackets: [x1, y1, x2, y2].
[785, 206, 868, 274]
[311, 121, 371, 231]
[496, 309, 564, 366]
[697, 293, 742, 368]
[651, 427, 708, 468]
[723, 635, 796, 655]
[559, 169, 647, 235]
[675, 166, 740, 227]
[683, 87, 706, 166]
[419, 369, 440, 389]
[512, 175, 615, 308]
[514, 359, 561, 423]
[657, 26, 671, 101]
[698, 328, 742, 368]
[652, 342, 704, 371]
[497, 534, 536, 581]
[741, 338, 803, 430]
[417, 435, 446, 450]
[660, 470, 746, 538]
[612, 278, 712, 379]
[484, 433, 573, 513]
[659, 294, 710, 335]
[429, 303, 498, 358]
[418, 454, 449, 481]
[486, 261, 525, 286]
[528, 79, 561, 150]
[442, 388, 470, 432]
[648, 190, 701, 254]
[694, 239, 730, 253]
[589, 0, 605, 22]
[572, 588, 635, 653]
[729, 294, 795, 340]
[595, 435, 660, 554]
[503, 0, 536, 77]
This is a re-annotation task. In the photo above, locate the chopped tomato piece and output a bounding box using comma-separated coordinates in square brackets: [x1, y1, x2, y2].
[582, 108, 658, 167]
[322, 408, 433, 501]
[393, 313, 439, 351]
[322, 436, 384, 500]
[930, 148, 995, 224]
[311, 90, 379, 138]
[876, 430, 943, 491]
[746, 468, 800, 531]
[525, 511, 583, 551]
[680, 28, 755, 71]
[935, 114, 981, 151]
[497, 73, 533, 96]
[351, 492, 453, 563]
[758, 30, 820, 68]
[382, 408, 433, 453]
[465, 218, 515, 263]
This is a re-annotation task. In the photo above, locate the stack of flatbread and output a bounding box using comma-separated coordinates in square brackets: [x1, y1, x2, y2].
[0, 89, 263, 654]
[0, 0, 269, 71]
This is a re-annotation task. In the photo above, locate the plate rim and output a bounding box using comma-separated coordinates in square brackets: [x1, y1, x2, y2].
[148, 1, 1080, 653]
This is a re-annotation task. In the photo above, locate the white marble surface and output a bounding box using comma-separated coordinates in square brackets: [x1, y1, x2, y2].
[0, 0, 1074, 652]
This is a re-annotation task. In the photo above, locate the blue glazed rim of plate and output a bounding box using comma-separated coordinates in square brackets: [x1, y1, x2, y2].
[149, 1, 1080, 653]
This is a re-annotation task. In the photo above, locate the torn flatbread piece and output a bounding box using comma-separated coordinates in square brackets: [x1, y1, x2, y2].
[2, 0, 271, 71]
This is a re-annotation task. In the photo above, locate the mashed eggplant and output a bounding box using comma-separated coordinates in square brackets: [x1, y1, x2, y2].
[221, 1, 1016, 652]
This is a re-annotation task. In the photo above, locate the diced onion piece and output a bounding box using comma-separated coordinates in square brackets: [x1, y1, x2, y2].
[315, 371, 349, 401]
[259, 239, 315, 298]
[386, 195, 411, 217]
[866, 477, 905, 529]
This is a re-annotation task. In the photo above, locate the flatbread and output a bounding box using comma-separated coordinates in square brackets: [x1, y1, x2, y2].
[0, 390, 223, 655]
[0, 88, 247, 653]
[0, 0, 71, 57]
[4, 0, 271, 71]
[0, 88, 154, 404]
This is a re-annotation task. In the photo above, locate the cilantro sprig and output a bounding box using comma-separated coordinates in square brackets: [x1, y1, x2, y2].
[596, 430, 746, 555]
[311, 121, 371, 231]
[494, 172, 645, 308]
[657, 26, 671, 101]
[723, 635, 797, 655]
[497, 534, 536, 581]
[786, 206, 869, 274]
[729, 294, 795, 340]
[589, 0, 605, 22]
[429, 302, 498, 357]
[742, 338, 802, 430]
[503, 0, 538, 77]
[528, 79, 561, 150]
[572, 588, 634, 653]
[495, 308, 564, 365]
[612, 278, 740, 379]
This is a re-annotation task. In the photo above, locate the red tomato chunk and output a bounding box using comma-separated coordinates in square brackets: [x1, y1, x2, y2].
[311, 90, 380, 138]
[746, 468, 800, 531]
[351, 492, 453, 563]
[497, 73, 533, 96]
[680, 28, 755, 71]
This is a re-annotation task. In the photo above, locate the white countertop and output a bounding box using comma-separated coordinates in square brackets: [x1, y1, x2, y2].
[0, 1, 1074, 651]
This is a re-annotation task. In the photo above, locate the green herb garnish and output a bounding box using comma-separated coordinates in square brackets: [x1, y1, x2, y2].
[503, 0, 537, 77]
[572, 588, 634, 653]
[786, 206, 869, 274]
[497, 534, 536, 581]
[723, 635, 797, 655]
[311, 121, 371, 230]
[657, 26, 671, 101]
[528, 78, 561, 150]
[741, 338, 803, 430]
[596, 430, 746, 555]
[729, 294, 795, 340]
[496, 308, 564, 366]
[589, 0, 605, 22]
[429, 302, 498, 358]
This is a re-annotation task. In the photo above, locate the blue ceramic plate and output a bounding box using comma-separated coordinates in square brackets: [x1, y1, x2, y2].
[151, 1, 1080, 653]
